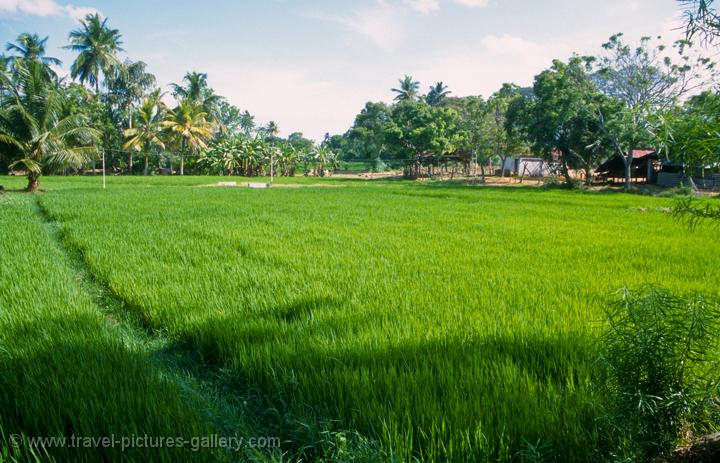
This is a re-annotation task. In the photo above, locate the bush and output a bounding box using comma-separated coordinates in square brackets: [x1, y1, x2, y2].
[371, 158, 388, 173]
[657, 185, 697, 198]
[599, 288, 720, 462]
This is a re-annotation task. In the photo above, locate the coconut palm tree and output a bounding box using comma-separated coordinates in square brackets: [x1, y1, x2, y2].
[66, 13, 124, 94]
[239, 110, 255, 136]
[162, 100, 213, 175]
[108, 59, 156, 173]
[263, 120, 279, 139]
[391, 75, 420, 101]
[0, 60, 97, 191]
[171, 72, 208, 101]
[171, 71, 221, 121]
[426, 82, 451, 106]
[123, 90, 166, 175]
[6, 33, 62, 80]
[0, 54, 8, 106]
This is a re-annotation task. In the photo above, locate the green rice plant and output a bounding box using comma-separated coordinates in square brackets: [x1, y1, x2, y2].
[0, 194, 241, 462]
[5, 175, 719, 461]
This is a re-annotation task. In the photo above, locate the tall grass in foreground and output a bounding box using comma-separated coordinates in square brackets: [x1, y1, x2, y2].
[29, 177, 720, 461]
[0, 194, 233, 462]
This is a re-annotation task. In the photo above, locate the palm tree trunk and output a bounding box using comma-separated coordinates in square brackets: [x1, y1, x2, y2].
[180, 138, 186, 176]
[27, 172, 40, 192]
[144, 154, 149, 176]
[127, 107, 133, 175]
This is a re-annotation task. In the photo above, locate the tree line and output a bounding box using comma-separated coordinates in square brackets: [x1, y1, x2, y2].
[327, 31, 719, 189]
[1, 1, 719, 191]
[0, 14, 333, 191]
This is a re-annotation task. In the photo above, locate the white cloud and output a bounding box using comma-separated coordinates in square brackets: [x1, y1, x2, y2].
[480, 33, 548, 55]
[63, 4, 98, 21]
[0, 0, 99, 21]
[308, 1, 406, 51]
[404, 0, 440, 14]
[308, 0, 492, 50]
[451, 0, 489, 7]
[413, 34, 580, 99]
[202, 63, 363, 141]
[0, 0, 61, 15]
[405, 0, 488, 13]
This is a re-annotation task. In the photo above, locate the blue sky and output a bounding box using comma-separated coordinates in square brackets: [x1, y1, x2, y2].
[1, 0, 686, 140]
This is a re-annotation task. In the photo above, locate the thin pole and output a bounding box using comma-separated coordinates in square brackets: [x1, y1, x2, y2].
[102, 151, 106, 190]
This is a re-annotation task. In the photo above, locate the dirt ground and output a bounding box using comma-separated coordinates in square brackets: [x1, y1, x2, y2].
[202, 173, 717, 196]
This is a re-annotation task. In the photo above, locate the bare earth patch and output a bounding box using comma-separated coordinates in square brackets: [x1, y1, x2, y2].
[200, 181, 348, 189]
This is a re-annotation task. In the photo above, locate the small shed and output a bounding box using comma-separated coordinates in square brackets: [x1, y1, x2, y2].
[503, 157, 548, 177]
[594, 150, 659, 184]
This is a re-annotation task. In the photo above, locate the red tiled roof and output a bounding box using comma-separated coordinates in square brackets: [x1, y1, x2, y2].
[631, 149, 656, 159]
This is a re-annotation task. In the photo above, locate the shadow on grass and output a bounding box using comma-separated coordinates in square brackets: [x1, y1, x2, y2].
[177, 296, 604, 462]
[0, 315, 232, 463]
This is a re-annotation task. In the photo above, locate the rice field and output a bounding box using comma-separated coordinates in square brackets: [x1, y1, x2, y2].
[0, 193, 239, 462]
[1, 176, 718, 462]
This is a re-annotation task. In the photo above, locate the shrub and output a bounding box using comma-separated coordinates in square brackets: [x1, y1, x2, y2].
[657, 185, 696, 198]
[371, 158, 388, 173]
[599, 288, 720, 461]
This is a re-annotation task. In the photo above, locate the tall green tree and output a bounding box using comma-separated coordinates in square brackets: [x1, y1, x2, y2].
[66, 13, 124, 94]
[524, 57, 610, 186]
[123, 90, 166, 175]
[238, 110, 255, 136]
[426, 82, 451, 106]
[216, 98, 245, 136]
[0, 54, 8, 108]
[384, 100, 462, 159]
[0, 61, 97, 191]
[107, 59, 156, 173]
[347, 101, 391, 160]
[391, 75, 420, 102]
[6, 33, 61, 80]
[162, 100, 213, 175]
[287, 132, 314, 152]
[261, 120, 280, 140]
[171, 71, 221, 121]
[451, 95, 492, 178]
[486, 84, 529, 177]
[654, 91, 720, 175]
[595, 33, 716, 188]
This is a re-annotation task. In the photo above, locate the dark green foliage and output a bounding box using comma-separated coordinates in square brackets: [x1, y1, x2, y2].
[345, 101, 392, 160]
[655, 91, 720, 175]
[600, 288, 720, 461]
[522, 56, 614, 186]
[66, 14, 124, 94]
[384, 99, 464, 159]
